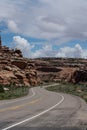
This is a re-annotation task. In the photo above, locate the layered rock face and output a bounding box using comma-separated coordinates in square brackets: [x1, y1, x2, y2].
[70, 69, 87, 83]
[32, 58, 87, 84]
[0, 46, 39, 86]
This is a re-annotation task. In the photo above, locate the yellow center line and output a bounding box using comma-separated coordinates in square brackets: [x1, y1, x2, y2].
[0, 97, 42, 113]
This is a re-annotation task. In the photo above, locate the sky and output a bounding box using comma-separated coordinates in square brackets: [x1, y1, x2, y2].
[0, 0, 87, 58]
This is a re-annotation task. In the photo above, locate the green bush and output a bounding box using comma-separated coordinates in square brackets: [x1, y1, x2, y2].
[0, 83, 29, 100]
[0, 84, 4, 93]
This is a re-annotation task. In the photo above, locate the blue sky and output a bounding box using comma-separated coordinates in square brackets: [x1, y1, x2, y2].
[0, 0, 87, 58]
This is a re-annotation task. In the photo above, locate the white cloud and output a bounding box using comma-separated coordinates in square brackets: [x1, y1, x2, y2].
[13, 36, 55, 58]
[32, 44, 54, 58]
[37, 16, 66, 33]
[13, 36, 33, 57]
[56, 44, 87, 58]
[13, 36, 87, 58]
[7, 20, 19, 33]
[1, 0, 87, 40]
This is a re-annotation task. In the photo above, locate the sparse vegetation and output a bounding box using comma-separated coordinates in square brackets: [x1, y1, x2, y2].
[46, 83, 87, 102]
[0, 84, 4, 93]
[0, 83, 29, 100]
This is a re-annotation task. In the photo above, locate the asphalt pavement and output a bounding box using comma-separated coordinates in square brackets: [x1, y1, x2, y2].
[0, 84, 87, 130]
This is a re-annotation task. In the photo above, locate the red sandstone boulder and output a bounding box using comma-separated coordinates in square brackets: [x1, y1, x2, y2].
[70, 69, 87, 83]
[11, 61, 27, 69]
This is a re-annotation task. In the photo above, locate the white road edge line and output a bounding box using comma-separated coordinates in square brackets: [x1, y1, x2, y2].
[2, 94, 64, 130]
[0, 88, 35, 105]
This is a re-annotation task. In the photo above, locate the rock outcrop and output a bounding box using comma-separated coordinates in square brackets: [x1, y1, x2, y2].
[70, 69, 87, 83]
[33, 58, 87, 84]
[0, 45, 39, 86]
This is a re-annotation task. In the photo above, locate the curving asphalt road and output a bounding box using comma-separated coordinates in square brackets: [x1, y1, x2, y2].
[0, 84, 87, 130]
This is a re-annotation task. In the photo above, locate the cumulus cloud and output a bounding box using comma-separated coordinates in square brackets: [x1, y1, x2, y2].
[13, 36, 53, 58]
[13, 36, 55, 58]
[7, 20, 19, 33]
[56, 44, 87, 58]
[13, 36, 87, 59]
[13, 36, 33, 57]
[32, 44, 54, 58]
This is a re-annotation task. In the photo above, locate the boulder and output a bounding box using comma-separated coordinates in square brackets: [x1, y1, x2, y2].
[4, 66, 12, 71]
[11, 61, 27, 69]
[71, 70, 87, 83]
[14, 49, 23, 57]
[15, 72, 24, 79]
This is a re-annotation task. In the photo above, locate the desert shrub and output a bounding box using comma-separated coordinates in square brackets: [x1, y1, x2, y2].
[0, 84, 4, 93]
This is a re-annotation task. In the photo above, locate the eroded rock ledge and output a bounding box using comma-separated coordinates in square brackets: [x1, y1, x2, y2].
[0, 46, 39, 86]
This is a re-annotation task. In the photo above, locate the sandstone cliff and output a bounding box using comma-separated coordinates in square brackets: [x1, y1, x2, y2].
[32, 58, 87, 84]
[0, 46, 39, 86]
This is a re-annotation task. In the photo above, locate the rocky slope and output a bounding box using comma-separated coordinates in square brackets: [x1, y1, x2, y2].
[0, 46, 39, 86]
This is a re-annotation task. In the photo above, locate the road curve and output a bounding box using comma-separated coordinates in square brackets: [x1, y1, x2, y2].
[0, 85, 87, 130]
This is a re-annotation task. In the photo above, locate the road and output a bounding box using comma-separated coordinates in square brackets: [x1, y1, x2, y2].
[0, 84, 87, 130]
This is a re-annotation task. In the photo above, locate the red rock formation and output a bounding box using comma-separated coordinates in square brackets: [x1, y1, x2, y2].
[11, 60, 27, 69]
[0, 44, 39, 86]
[70, 69, 87, 83]
[33, 58, 87, 84]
